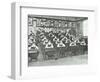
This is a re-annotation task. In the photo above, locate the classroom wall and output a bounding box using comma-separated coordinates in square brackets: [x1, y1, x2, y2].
[83, 20, 88, 36]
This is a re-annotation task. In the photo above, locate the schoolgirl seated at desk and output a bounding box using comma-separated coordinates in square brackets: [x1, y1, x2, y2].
[39, 32, 44, 36]
[53, 36, 58, 42]
[28, 43, 39, 50]
[42, 39, 49, 45]
[50, 34, 55, 38]
[69, 41, 76, 46]
[41, 37, 47, 42]
[40, 34, 45, 39]
[61, 36, 68, 42]
[74, 38, 80, 45]
[60, 34, 65, 39]
[45, 41, 54, 49]
[65, 39, 71, 44]
[65, 33, 70, 39]
[80, 40, 86, 46]
[56, 41, 65, 48]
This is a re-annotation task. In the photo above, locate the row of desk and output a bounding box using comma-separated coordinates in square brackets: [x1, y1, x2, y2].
[28, 43, 88, 61]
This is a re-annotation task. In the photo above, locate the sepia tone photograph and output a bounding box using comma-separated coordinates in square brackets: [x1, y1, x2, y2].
[28, 15, 88, 66]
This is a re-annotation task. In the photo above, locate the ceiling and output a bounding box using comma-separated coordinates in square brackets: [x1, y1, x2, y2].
[28, 15, 88, 22]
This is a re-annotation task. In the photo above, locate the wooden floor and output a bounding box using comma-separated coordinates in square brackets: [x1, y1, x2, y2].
[28, 54, 88, 66]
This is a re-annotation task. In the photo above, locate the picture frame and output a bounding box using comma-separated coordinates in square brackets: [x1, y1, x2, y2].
[11, 2, 97, 80]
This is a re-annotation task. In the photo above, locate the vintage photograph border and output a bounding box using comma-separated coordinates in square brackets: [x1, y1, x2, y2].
[11, 2, 96, 79]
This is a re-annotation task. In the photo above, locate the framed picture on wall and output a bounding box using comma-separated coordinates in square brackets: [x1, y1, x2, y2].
[11, 2, 97, 80]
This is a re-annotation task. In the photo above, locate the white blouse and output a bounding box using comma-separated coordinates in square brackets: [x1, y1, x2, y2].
[57, 41, 65, 47]
[45, 41, 54, 48]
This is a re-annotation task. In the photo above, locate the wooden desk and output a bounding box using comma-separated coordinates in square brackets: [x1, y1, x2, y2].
[28, 49, 39, 61]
